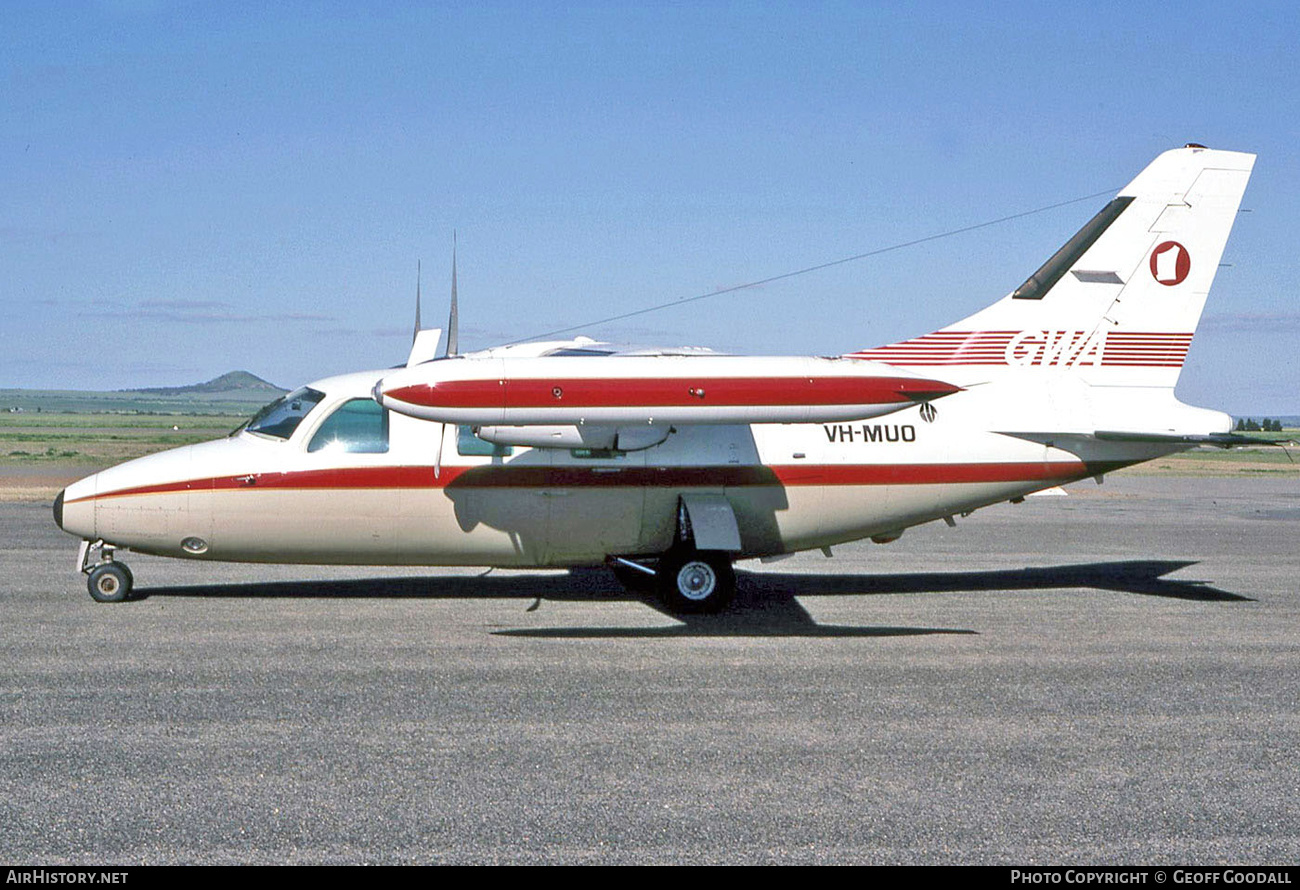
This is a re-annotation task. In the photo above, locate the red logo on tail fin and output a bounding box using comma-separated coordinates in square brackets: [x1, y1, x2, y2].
[1150, 241, 1190, 286]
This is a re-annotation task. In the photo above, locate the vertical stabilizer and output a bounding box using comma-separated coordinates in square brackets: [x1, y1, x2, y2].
[851, 146, 1255, 389]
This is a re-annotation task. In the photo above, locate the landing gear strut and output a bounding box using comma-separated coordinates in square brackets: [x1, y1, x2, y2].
[80, 540, 134, 603]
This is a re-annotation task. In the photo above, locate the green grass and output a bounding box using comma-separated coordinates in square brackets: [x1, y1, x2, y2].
[1231, 429, 1298, 442]
[1172, 446, 1296, 463]
[1124, 437, 1300, 476]
[0, 388, 278, 415]
[0, 411, 249, 465]
[0, 413, 239, 430]
[0, 386, 269, 465]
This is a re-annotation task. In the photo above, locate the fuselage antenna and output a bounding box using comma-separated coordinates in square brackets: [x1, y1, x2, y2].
[444, 231, 459, 358]
[413, 259, 422, 344]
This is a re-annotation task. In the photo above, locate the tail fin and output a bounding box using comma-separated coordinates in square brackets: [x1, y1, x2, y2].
[850, 145, 1255, 389]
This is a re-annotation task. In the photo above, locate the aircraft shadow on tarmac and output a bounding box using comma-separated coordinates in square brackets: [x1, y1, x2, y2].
[139, 558, 1248, 639]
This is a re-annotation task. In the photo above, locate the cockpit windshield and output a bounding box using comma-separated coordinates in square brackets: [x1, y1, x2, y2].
[237, 387, 326, 440]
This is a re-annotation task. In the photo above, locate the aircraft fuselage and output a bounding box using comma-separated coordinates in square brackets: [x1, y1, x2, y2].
[54, 368, 1171, 569]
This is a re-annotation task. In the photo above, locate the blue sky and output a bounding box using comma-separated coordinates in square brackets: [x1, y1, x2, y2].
[4, 1, 1298, 412]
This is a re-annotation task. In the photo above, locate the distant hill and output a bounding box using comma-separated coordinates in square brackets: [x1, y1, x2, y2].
[2, 371, 288, 415]
[131, 371, 284, 396]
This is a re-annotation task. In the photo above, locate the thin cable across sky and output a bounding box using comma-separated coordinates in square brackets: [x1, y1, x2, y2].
[508, 187, 1121, 346]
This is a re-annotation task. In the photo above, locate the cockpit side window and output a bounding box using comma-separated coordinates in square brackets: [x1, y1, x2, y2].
[307, 398, 389, 454]
[243, 387, 326, 440]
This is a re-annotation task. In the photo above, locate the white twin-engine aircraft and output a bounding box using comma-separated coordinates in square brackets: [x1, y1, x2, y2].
[55, 145, 1257, 613]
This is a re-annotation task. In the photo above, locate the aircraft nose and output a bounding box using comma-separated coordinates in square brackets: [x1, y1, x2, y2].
[54, 473, 99, 540]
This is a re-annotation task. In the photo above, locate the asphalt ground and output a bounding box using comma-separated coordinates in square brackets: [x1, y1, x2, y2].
[2, 475, 1298, 864]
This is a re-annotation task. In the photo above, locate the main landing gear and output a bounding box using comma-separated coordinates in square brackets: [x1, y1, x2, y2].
[657, 549, 736, 614]
[610, 549, 736, 614]
[609, 495, 741, 614]
[79, 540, 134, 603]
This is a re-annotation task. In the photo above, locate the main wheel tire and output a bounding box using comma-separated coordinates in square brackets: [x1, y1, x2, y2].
[87, 563, 133, 603]
[657, 550, 735, 614]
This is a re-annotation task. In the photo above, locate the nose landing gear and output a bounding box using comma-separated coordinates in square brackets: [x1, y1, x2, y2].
[79, 540, 134, 603]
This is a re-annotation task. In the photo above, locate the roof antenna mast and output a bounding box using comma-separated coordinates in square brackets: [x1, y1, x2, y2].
[413, 259, 422, 344]
[444, 231, 459, 358]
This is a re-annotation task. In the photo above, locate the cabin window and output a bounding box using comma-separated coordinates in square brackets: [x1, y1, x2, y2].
[307, 398, 389, 453]
[243, 387, 326, 440]
[456, 425, 512, 457]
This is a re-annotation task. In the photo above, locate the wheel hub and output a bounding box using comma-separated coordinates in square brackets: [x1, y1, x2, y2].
[678, 561, 716, 600]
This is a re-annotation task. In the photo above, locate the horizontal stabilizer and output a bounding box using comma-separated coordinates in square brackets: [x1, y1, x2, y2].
[1094, 430, 1296, 449]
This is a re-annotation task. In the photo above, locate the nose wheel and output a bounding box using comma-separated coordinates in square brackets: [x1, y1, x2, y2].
[87, 562, 134, 603]
[79, 540, 134, 603]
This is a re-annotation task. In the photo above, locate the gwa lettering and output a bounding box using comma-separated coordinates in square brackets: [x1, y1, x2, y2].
[1004, 329, 1107, 367]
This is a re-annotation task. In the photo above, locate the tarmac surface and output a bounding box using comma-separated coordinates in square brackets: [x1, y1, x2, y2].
[2, 474, 1298, 864]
